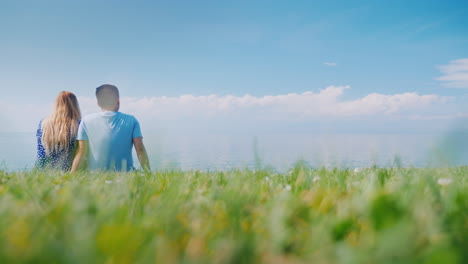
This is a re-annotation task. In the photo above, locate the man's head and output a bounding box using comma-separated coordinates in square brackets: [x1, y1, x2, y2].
[96, 84, 120, 111]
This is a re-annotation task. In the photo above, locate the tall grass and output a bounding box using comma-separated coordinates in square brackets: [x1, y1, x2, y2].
[0, 165, 466, 263]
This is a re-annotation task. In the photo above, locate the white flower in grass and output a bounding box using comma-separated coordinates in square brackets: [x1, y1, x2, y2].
[354, 168, 361, 173]
[284, 185, 292, 191]
[105, 180, 113, 184]
[264, 176, 270, 182]
[313, 176, 321, 182]
[437, 178, 452, 186]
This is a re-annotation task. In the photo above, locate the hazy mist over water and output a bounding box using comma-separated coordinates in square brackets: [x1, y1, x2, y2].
[1, 131, 466, 172]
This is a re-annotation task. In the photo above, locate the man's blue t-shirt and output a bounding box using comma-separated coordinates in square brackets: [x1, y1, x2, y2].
[77, 111, 142, 171]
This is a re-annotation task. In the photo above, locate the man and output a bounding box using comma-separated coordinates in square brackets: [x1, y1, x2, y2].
[71, 84, 150, 172]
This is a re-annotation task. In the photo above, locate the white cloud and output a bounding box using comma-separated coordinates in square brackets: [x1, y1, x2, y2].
[436, 58, 468, 88]
[323, 62, 337, 66]
[0, 86, 454, 133]
[114, 86, 447, 120]
[408, 113, 468, 120]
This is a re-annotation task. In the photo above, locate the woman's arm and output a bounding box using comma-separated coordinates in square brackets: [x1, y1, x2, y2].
[70, 140, 88, 173]
[35, 121, 47, 169]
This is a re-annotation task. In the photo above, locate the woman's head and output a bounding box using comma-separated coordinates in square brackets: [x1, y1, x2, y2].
[42, 91, 81, 153]
[52, 91, 81, 119]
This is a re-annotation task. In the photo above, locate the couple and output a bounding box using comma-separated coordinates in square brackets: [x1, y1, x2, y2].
[36, 84, 150, 172]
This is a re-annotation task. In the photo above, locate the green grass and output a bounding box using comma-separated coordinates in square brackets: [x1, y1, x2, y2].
[0, 164, 467, 263]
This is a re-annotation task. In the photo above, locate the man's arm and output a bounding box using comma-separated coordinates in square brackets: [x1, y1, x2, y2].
[133, 137, 150, 172]
[70, 140, 88, 173]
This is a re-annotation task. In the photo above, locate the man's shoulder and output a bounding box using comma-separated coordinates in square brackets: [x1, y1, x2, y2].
[118, 112, 138, 122]
[82, 112, 107, 120]
[81, 112, 102, 121]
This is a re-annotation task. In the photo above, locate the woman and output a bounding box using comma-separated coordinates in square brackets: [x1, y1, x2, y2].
[36, 91, 81, 171]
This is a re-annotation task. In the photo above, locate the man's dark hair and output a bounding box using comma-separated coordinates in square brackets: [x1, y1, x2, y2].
[96, 84, 119, 109]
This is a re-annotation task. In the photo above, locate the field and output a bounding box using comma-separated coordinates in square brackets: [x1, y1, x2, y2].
[0, 165, 467, 263]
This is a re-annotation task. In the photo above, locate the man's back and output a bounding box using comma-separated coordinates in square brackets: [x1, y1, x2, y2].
[77, 111, 142, 171]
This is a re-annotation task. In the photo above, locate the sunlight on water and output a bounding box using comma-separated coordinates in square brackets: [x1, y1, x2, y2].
[2, 131, 465, 172]
[0, 133, 36, 170]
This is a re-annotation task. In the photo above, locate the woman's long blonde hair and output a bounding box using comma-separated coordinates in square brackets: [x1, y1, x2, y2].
[42, 91, 81, 153]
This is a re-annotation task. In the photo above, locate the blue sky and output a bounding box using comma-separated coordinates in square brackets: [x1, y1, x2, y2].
[1, 0, 467, 133]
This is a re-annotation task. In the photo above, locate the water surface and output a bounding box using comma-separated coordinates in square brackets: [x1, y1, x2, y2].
[2, 131, 464, 171]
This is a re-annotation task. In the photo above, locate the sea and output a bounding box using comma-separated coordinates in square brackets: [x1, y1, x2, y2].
[1, 132, 467, 172]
